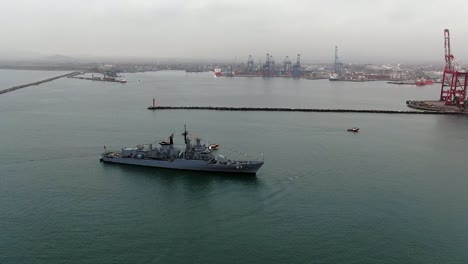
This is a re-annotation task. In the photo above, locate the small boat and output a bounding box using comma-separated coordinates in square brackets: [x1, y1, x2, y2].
[214, 69, 223, 77]
[347, 127, 360, 132]
[208, 144, 219, 150]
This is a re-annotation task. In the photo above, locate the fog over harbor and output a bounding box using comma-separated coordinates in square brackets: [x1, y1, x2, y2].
[1, 0, 468, 64]
[2, 1, 468, 263]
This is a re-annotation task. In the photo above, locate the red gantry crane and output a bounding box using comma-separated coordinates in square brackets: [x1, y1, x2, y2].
[440, 29, 467, 108]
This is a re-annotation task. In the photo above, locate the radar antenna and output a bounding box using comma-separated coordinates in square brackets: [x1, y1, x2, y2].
[169, 133, 174, 145]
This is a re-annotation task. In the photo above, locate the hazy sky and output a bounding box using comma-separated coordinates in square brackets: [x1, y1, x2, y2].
[1, 0, 468, 63]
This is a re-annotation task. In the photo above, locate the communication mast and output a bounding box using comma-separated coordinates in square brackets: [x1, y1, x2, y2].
[333, 46, 343, 75]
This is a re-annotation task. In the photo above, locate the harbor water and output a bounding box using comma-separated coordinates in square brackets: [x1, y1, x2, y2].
[1, 70, 468, 263]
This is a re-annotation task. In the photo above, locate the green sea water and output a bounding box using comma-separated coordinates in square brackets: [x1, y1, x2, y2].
[1, 71, 467, 263]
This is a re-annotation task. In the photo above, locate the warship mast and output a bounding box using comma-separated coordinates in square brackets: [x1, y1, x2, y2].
[182, 124, 188, 144]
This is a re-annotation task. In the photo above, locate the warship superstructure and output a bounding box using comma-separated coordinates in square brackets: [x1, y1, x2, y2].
[100, 125, 264, 174]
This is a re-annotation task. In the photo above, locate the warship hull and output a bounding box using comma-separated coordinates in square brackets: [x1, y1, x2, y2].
[101, 156, 263, 174]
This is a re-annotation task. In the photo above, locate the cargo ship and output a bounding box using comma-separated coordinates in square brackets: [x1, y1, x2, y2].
[415, 78, 434, 86]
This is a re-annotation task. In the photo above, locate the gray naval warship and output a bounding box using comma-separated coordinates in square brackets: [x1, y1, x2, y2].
[100, 125, 264, 174]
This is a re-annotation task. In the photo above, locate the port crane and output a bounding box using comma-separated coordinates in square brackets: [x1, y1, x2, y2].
[283, 56, 292, 74]
[263, 53, 273, 77]
[246, 55, 255, 73]
[292, 54, 302, 78]
[440, 29, 467, 108]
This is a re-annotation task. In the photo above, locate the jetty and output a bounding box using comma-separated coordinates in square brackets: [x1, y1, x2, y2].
[387, 81, 416, 85]
[69, 75, 127, 83]
[406, 100, 468, 113]
[0, 72, 81, 95]
[147, 105, 468, 115]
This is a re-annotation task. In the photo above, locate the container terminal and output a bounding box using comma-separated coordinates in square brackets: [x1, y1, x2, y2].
[212, 49, 441, 83]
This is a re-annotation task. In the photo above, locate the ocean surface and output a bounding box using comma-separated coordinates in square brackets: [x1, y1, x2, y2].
[1, 70, 467, 264]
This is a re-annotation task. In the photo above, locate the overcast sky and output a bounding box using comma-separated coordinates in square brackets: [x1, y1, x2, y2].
[1, 0, 467, 63]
